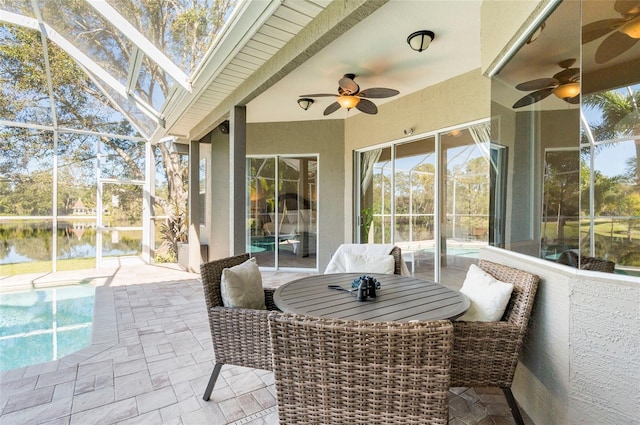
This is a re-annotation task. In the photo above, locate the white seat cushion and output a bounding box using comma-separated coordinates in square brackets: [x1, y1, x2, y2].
[457, 264, 514, 322]
[344, 252, 395, 274]
[221, 257, 266, 310]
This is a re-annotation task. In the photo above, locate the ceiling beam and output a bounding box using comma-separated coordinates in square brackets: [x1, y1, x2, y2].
[0, 10, 161, 130]
[31, 1, 58, 129]
[186, 0, 389, 141]
[87, 0, 191, 92]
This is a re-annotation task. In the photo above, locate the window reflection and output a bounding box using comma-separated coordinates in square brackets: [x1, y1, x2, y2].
[491, 0, 640, 275]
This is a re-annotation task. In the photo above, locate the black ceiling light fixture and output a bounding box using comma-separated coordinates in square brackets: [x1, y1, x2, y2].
[407, 30, 435, 52]
[218, 120, 229, 134]
[297, 98, 314, 110]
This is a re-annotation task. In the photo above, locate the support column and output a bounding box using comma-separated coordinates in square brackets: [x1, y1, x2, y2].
[188, 139, 202, 272]
[142, 141, 153, 264]
[230, 106, 247, 255]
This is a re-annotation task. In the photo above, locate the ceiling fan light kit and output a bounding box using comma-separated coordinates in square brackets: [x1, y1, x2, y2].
[512, 58, 580, 108]
[620, 15, 640, 38]
[297, 98, 314, 110]
[299, 74, 399, 115]
[582, 2, 640, 64]
[407, 30, 435, 52]
[337, 95, 360, 110]
[553, 82, 580, 100]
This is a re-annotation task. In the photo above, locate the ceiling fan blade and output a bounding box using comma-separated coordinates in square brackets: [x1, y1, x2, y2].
[358, 88, 400, 98]
[614, 0, 640, 14]
[582, 19, 624, 44]
[512, 88, 553, 109]
[323, 102, 341, 116]
[515, 78, 558, 91]
[553, 68, 580, 83]
[595, 30, 639, 64]
[565, 95, 581, 105]
[355, 98, 378, 114]
[339, 75, 359, 95]
[300, 93, 337, 98]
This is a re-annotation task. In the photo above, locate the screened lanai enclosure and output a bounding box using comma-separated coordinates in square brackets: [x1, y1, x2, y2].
[0, 1, 239, 275]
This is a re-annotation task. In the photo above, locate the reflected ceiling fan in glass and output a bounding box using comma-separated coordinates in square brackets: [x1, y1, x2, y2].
[299, 74, 399, 116]
[512, 59, 580, 108]
[582, 0, 640, 64]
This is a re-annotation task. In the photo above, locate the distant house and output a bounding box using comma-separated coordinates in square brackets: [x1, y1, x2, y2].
[71, 198, 107, 215]
[72, 198, 88, 215]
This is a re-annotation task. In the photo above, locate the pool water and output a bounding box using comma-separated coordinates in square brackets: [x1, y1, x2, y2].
[0, 285, 95, 371]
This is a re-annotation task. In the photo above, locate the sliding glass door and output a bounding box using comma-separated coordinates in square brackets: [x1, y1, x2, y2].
[248, 156, 317, 270]
[356, 121, 495, 285]
[440, 127, 490, 285]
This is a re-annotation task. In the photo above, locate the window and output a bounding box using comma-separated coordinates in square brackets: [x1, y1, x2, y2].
[356, 121, 493, 286]
[490, 0, 639, 275]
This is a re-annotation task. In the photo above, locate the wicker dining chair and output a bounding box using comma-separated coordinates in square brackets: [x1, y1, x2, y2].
[579, 255, 616, 272]
[451, 259, 540, 425]
[556, 249, 615, 273]
[268, 313, 454, 425]
[199, 253, 279, 401]
[390, 245, 402, 275]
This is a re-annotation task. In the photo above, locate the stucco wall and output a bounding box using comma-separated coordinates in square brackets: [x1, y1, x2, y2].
[207, 129, 233, 260]
[480, 246, 640, 425]
[247, 119, 345, 271]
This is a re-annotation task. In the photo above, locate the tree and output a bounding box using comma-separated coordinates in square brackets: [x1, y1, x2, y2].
[582, 88, 640, 188]
[0, 1, 236, 259]
[543, 150, 580, 244]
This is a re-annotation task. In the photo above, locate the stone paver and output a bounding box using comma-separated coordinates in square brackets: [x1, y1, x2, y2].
[0, 262, 532, 424]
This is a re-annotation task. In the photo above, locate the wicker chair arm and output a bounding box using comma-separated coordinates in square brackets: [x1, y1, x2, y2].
[451, 320, 524, 387]
[208, 306, 273, 370]
[452, 319, 522, 336]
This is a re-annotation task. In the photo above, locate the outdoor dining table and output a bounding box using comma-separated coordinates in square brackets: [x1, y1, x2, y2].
[273, 273, 470, 322]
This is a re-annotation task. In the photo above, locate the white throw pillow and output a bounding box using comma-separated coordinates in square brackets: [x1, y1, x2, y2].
[457, 264, 514, 322]
[344, 253, 395, 274]
[221, 258, 266, 310]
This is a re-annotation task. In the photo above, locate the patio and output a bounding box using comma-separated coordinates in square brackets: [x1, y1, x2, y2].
[0, 261, 531, 424]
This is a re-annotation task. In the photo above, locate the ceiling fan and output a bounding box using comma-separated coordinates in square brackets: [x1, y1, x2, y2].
[299, 74, 399, 116]
[582, 0, 640, 64]
[512, 59, 580, 109]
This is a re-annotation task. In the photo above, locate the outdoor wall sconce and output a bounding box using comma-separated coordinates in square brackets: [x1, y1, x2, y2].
[407, 30, 435, 52]
[297, 98, 314, 110]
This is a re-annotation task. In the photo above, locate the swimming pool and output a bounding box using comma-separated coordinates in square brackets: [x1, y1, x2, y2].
[0, 285, 95, 371]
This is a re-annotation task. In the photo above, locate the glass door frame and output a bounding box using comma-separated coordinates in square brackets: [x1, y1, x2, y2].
[247, 154, 318, 272]
[96, 138, 148, 267]
[354, 118, 491, 283]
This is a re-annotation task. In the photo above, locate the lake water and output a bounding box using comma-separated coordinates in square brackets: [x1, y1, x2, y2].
[0, 220, 141, 265]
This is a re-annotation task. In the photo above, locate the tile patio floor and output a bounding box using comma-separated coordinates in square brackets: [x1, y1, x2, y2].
[0, 259, 533, 424]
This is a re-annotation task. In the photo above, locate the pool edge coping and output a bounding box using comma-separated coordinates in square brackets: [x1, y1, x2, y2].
[57, 285, 119, 368]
